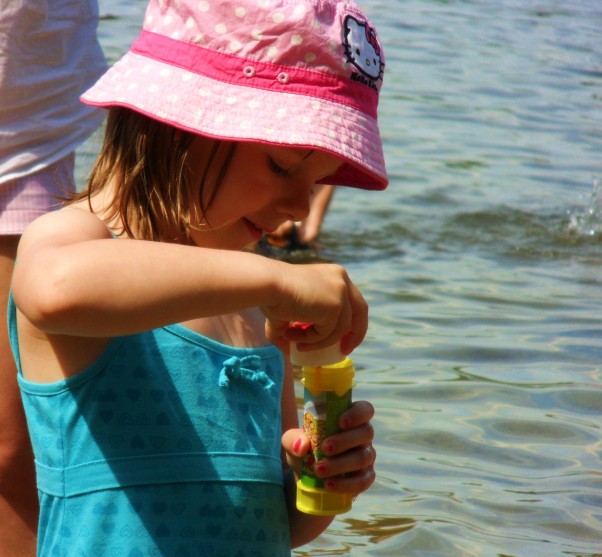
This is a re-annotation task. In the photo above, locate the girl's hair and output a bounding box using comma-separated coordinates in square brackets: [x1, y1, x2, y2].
[72, 107, 236, 243]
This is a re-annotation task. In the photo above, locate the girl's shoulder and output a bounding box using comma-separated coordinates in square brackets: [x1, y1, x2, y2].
[18, 203, 113, 255]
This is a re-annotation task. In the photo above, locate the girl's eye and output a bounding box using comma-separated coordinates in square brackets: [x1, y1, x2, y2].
[268, 157, 291, 177]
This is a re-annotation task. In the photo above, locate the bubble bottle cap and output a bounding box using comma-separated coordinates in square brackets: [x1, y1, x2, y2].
[296, 484, 353, 516]
[289, 341, 345, 367]
[289, 322, 346, 367]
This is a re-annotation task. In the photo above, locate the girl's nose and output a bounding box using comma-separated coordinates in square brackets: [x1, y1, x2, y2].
[277, 181, 312, 222]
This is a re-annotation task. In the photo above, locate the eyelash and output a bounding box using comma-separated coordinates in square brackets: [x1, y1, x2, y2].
[268, 157, 291, 178]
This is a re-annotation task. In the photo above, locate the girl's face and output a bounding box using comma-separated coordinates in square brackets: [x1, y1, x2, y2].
[187, 138, 343, 250]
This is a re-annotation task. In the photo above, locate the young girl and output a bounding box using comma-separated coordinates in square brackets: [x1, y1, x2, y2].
[9, 0, 387, 555]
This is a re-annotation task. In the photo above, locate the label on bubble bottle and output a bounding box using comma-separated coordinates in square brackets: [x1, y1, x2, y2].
[300, 388, 352, 488]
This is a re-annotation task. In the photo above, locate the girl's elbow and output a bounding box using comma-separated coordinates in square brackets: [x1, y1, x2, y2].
[12, 263, 79, 332]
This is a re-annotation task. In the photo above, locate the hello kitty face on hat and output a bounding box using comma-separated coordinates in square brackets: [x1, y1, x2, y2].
[343, 15, 384, 91]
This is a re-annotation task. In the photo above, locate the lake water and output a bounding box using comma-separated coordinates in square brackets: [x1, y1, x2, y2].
[85, 1, 602, 555]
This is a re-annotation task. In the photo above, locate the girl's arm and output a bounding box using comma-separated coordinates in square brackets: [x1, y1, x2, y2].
[12, 207, 366, 353]
[280, 360, 376, 548]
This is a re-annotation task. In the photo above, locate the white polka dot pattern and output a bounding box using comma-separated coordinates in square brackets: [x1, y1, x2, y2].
[142, 0, 360, 78]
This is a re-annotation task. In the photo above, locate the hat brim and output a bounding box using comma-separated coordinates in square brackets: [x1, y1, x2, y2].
[81, 52, 388, 191]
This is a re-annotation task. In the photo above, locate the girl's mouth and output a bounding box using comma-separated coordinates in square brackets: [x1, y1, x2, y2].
[243, 219, 265, 241]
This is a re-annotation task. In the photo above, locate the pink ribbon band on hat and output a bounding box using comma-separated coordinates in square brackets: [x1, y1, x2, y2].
[131, 30, 378, 119]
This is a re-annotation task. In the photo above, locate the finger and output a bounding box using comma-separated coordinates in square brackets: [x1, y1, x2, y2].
[296, 276, 365, 353]
[286, 270, 353, 350]
[323, 466, 376, 495]
[316, 443, 377, 478]
[282, 428, 309, 458]
[281, 429, 309, 474]
[338, 401, 375, 431]
[289, 316, 345, 351]
[340, 281, 368, 354]
[284, 322, 323, 343]
[265, 319, 289, 351]
[321, 423, 375, 457]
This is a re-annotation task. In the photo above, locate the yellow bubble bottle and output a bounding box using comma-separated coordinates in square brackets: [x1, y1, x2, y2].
[290, 342, 355, 516]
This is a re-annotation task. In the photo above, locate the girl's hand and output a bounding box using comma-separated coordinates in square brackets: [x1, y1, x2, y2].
[262, 262, 368, 355]
[282, 400, 376, 497]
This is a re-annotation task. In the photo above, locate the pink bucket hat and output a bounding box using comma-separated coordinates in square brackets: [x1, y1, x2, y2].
[82, 0, 387, 190]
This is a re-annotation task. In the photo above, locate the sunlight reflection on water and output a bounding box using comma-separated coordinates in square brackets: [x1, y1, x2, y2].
[89, 1, 602, 555]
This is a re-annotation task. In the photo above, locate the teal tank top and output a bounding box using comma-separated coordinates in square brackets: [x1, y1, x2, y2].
[8, 295, 291, 556]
